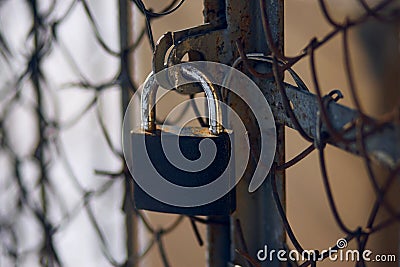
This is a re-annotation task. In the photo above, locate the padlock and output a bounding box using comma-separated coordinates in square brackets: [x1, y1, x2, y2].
[130, 66, 235, 215]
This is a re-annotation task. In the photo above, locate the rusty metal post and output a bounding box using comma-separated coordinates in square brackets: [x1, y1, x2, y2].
[202, 1, 232, 266]
[203, 1, 232, 265]
[119, 1, 138, 266]
[207, 215, 231, 267]
[229, 1, 285, 267]
[202, 1, 285, 266]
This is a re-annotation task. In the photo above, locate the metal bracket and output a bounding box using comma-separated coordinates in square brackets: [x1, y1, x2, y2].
[152, 1, 249, 94]
[152, 23, 229, 94]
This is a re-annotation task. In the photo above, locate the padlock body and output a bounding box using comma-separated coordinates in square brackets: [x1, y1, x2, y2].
[131, 125, 235, 215]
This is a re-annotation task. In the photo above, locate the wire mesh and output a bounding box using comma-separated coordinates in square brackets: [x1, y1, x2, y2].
[0, 0, 399, 267]
[0, 0, 186, 266]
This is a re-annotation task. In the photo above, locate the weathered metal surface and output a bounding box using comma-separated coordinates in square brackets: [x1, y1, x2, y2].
[118, 1, 138, 266]
[268, 82, 399, 169]
[151, 0, 285, 266]
[228, 1, 286, 267]
[206, 215, 231, 267]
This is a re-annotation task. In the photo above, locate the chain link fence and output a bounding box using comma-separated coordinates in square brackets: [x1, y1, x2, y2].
[0, 0, 399, 266]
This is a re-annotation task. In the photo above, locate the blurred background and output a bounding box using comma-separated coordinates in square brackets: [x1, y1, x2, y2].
[0, 0, 399, 266]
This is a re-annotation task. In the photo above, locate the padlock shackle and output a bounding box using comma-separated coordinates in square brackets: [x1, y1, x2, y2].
[141, 65, 223, 135]
[141, 73, 158, 132]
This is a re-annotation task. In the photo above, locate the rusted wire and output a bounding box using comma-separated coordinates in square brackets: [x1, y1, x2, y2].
[251, 1, 400, 266]
[275, 144, 315, 171]
[0, 0, 189, 266]
[271, 167, 306, 253]
[189, 217, 204, 246]
[234, 219, 252, 267]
